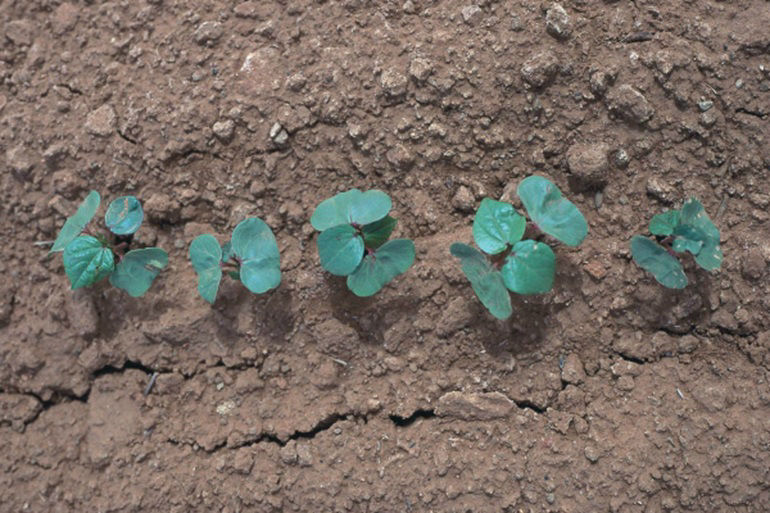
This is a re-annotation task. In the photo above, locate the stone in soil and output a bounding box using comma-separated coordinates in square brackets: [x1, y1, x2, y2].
[606, 85, 655, 124]
[521, 50, 560, 89]
[566, 142, 610, 191]
[85, 105, 116, 137]
[436, 391, 515, 420]
[545, 3, 571, 40]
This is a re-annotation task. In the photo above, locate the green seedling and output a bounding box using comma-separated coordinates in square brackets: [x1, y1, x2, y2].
[50, 191, 168, 296]
[311, 189, 415, 297]
[189, 217, 281, 304]
[631, 198, 722, 289]
[451, 176, 588, 319]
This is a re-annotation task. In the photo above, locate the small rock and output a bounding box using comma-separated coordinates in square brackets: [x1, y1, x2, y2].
[461, 5, 483, 26]
[144, 192, 181, 224]
[5, 20, 33, 46]
[584, 445, 600, 463]
[699, 109, 718, 128]
[234, 2, 259, 18]
[269, 122, 289, 146]
[85, 105, 116, 137]
[616, 375, 635, 391]
[279, 440, 298, 465]
[677, 334, 699, 354]
[452, 186, 475, 213]
[436, 391, 515, 421]
[402, 0, 416, 14]
[566, 142, 610, 191]
[0, 394, 42, 431]
[698, 100, 713, 112]
[52, 3, 79, 34]
[385, 144, 414, 171]
[212, 119, 235, 142]
[521, 50, 560, 89]
[310, 360, 339, 390]
[296, 442, 313, 467]
[193, 21, 223, 45]
[43, 144, 68, 170]
[6, 146, 34, 179]
[560, 354, 586, 385]
[613, 148, 630, 168]
[589, 70, 614, 98]
[380, 69, 408, 99]
[645, 177, 676, 204]
[607, 84, 655, 124]
[545, 3, 571, 40]
[286, 72, 307, 92]
[583, 260, 607, 280]
[409, 57, 433, 82]
[742, 248, 766, 280]
[510, 14, 523, 32]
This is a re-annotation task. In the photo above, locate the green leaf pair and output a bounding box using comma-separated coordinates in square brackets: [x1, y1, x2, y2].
[311, 189, 415, 297]
[451, 176, 588, 320]
[631, 198, 722, 289]
[51, 191, 168, 296]
[189, 218, 281, 304]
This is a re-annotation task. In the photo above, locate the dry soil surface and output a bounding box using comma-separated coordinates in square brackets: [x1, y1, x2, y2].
[1, 0, 770, 512]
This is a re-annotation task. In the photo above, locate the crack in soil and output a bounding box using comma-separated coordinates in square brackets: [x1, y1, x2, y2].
[389, 409, 436, 426]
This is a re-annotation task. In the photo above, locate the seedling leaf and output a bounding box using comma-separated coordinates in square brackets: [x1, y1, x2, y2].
[221, 241, 234, 263]
[649, 210, 680, 236]
[318, 224, 364, 275]
[310, 189, 391, 230]
[347, 239, 415, 297]
[672, 198, 722, 270]
[189, 234, 223, 304]
[110, 248, 168, 297]
[51, 190, 101, 253]
[694, 240, 723, 271]
[672, 236, 703, 255]
[450, 243, 512, 320]
[472, 198, 526, 255]
[62, 235, 115, 289]
[501, 240, 555, 294]
[361, 216, 397, 249]
[517, 176, 588, 246]
[232, 218, 281, 294]
[630, 235, 687, 289]
[104, 196, 144, 235]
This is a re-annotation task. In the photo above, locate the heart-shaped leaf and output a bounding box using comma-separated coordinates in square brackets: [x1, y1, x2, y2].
[318, 224, 364, 276]
[105, 196, 144, 235]
[311, 189, 392, 230]
[361, 216, 397, 249]
[51, 190, 101, 253]
[110, 248, 168, 297]
[62, 235, 115, 290]
[189, 234, 223, 304]
[517, 176, 588, 246]
[231, 218, 281, 294]
[694, 240, 723, 271]
[649, 210, 680, 236]
[630, 235, 688, 289]
[347, 239, 415, 297]
[501, 240, 555, 294]
[472, 198, 526, 255]
[450, 243, 512, 320]
[673, 198, 722, 270]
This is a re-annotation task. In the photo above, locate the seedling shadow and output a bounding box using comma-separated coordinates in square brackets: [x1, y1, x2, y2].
[478, 251, 584, 358]
[324, 274, 419, 347]
[214, 278, 296, 344]
[629, 265, 713, 333]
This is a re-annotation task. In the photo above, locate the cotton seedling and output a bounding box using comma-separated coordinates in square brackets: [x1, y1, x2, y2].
[451, 176, 588, 319]
[189, 217, 281, 304]
[311, 189, 415, 297]
[631, 198, 722, 289]
[50, 190, 168, 296]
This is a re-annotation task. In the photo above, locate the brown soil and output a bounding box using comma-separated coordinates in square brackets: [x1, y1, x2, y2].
[2, 0, 770, 511]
